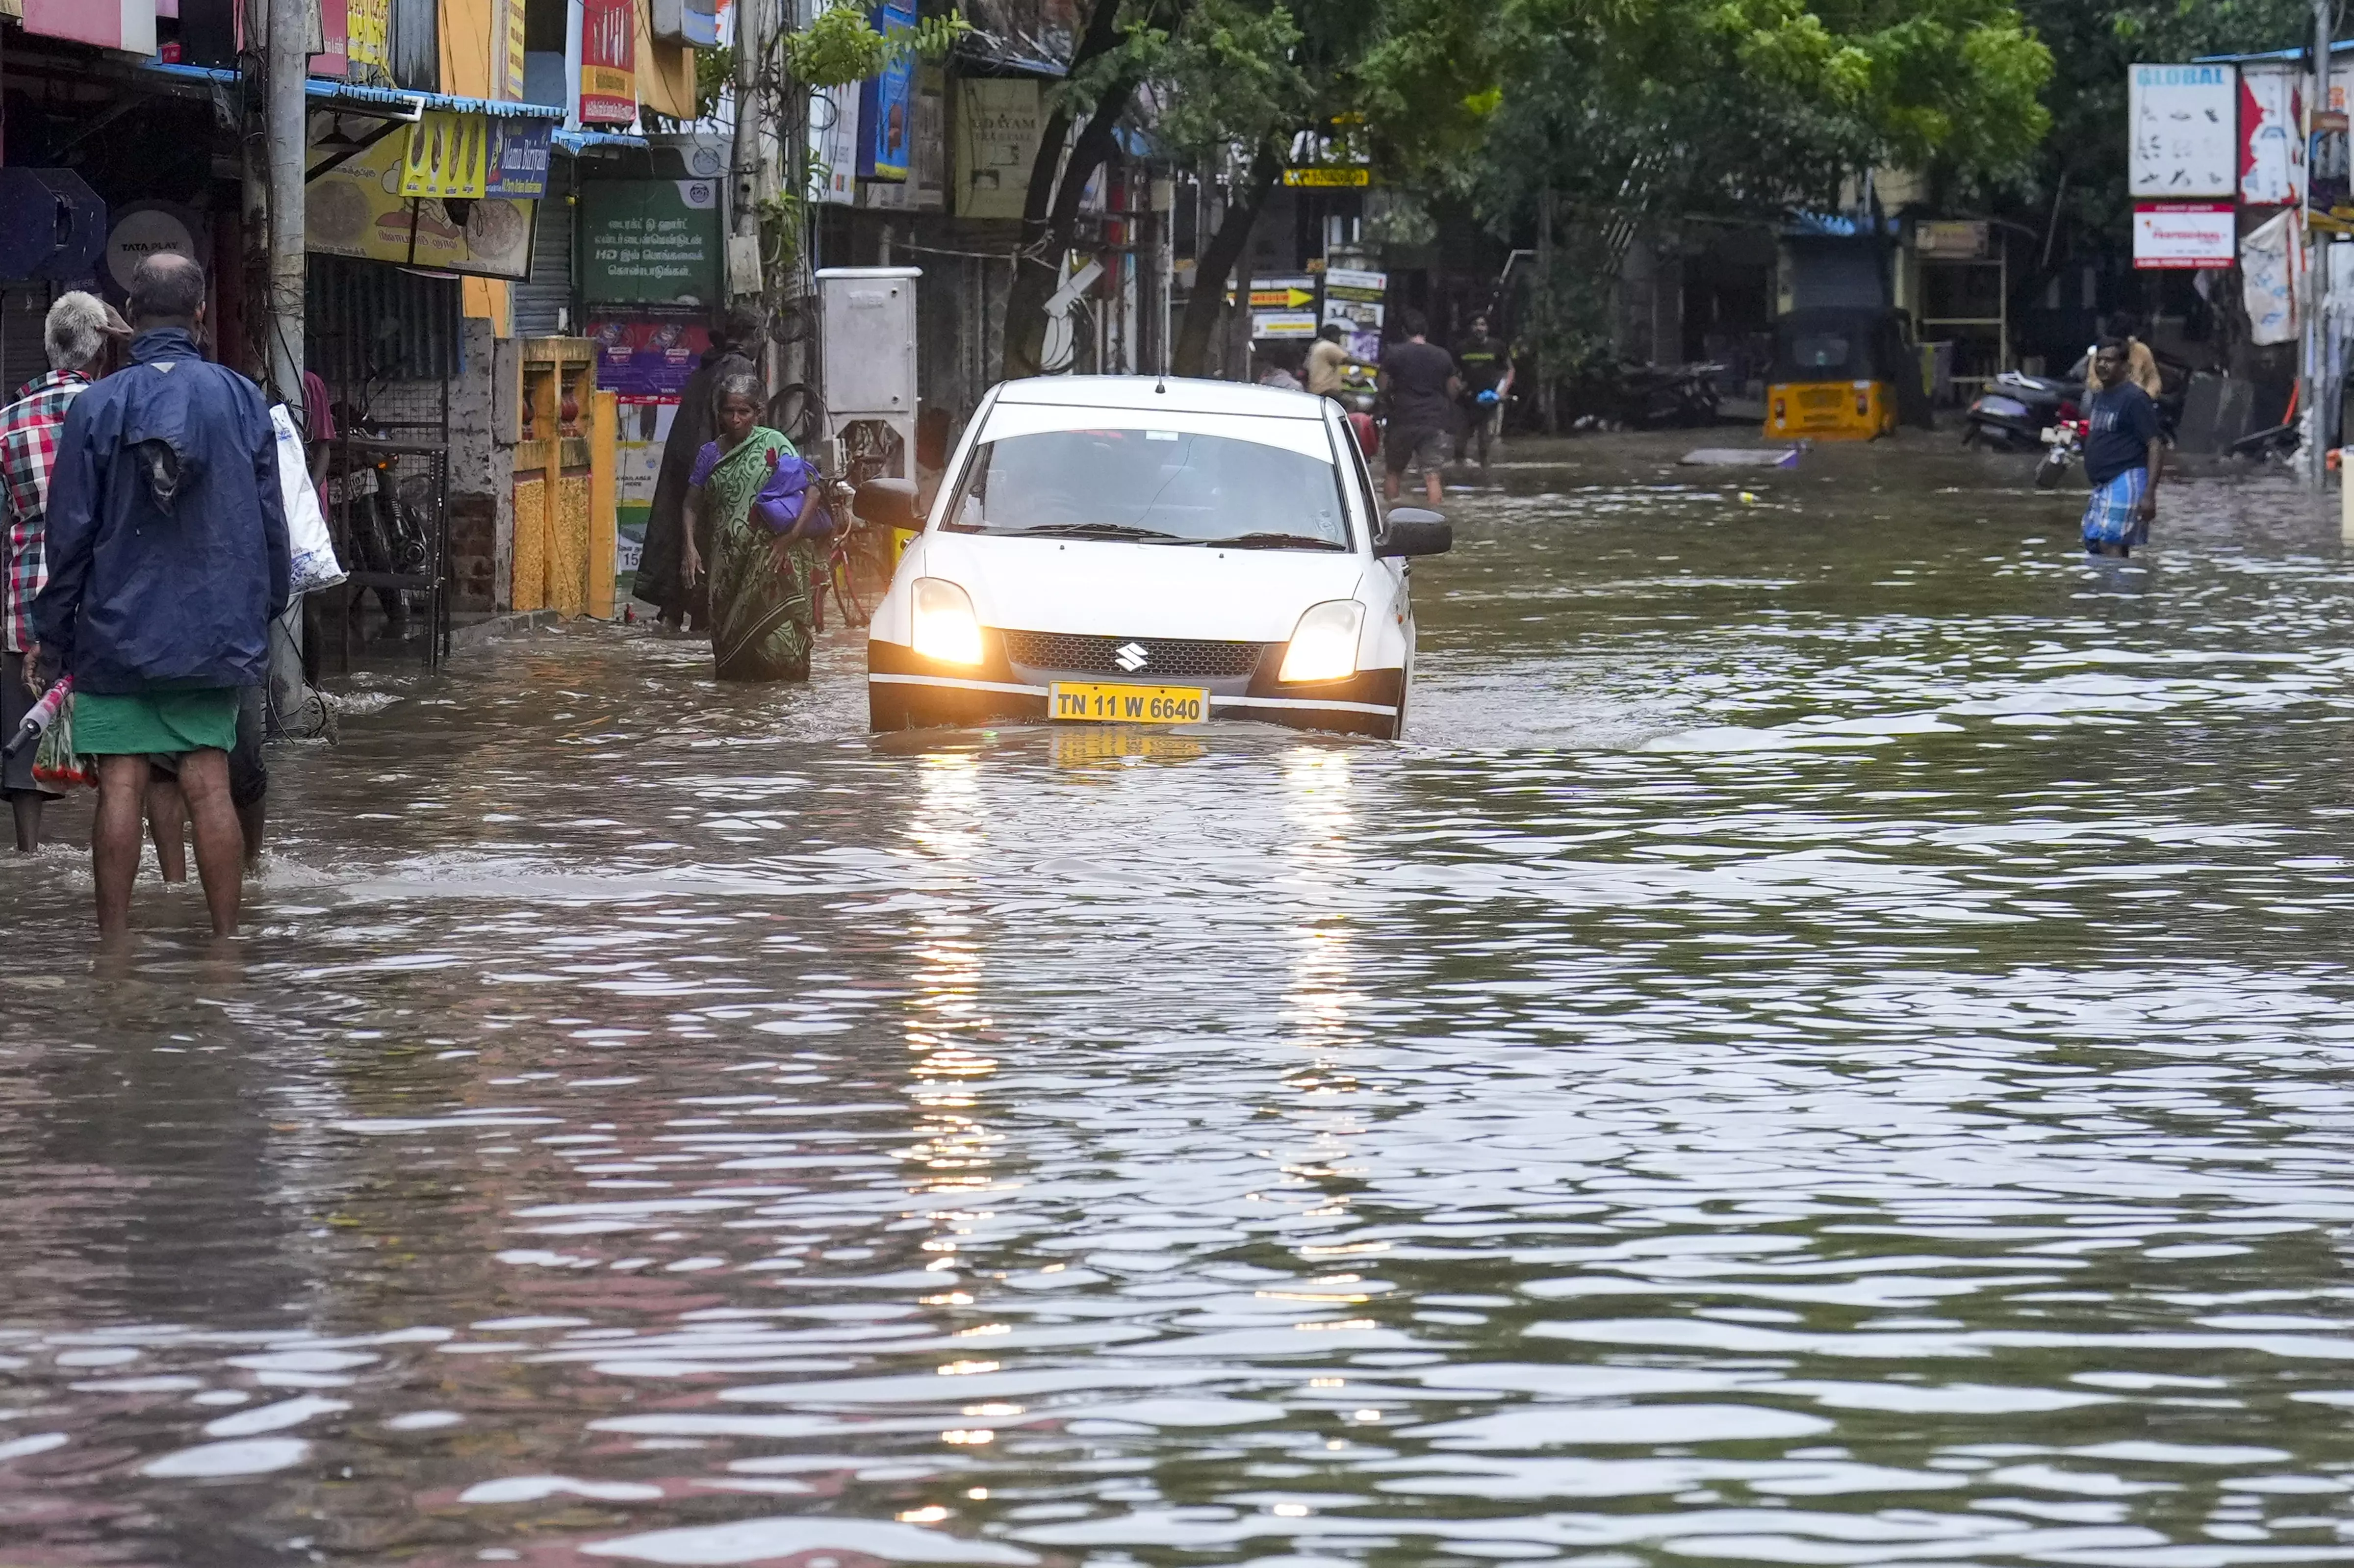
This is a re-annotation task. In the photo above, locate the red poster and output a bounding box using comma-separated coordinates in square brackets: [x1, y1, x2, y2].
[310, 0, 351, 78]
[580, 0, 639, 126]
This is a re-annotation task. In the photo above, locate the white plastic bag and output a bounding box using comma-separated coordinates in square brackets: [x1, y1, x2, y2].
[270, 402, 347, 593]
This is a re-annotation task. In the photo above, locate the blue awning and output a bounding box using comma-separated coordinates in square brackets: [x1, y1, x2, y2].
[556, 129, 650, 153]
[2193, 41, 2354, 65]
[140, 60, 565, 121]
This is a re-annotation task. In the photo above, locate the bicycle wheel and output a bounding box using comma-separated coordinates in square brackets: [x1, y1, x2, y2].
[831, 548, 870, 629]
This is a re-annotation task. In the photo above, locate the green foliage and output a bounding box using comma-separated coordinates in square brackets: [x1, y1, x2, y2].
[1146, 0, 1505, 181]
[783, 4, 971, 90]
[1472, 0, 2052, 242]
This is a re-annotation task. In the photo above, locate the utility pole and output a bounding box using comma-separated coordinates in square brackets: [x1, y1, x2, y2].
[731, 0, 766, 283]
[246, 0, 315, 730]
[2312, 0, 2334, 486]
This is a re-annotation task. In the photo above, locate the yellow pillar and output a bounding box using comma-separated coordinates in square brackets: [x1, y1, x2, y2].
[589, 390, 618, 618]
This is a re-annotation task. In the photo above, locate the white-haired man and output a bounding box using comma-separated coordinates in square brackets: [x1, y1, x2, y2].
[0, 291, 124, 852]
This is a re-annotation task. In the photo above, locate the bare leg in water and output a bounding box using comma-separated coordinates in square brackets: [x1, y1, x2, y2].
[175, 749, 242, 935]
[147, 772, 188, 883]
[236, 797, 264, 873]
[8, 789, 43, 853]
[94, 756, 148, 938]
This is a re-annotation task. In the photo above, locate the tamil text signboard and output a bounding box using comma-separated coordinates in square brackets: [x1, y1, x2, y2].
[2131, 63, 2237, 198]
[580, 179, 722, 305]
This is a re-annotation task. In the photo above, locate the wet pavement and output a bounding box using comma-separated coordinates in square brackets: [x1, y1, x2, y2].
[6, 433, 2354, 1566]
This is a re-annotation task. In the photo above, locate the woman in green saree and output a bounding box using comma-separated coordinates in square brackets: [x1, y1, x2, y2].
[682, 373, 824, 682]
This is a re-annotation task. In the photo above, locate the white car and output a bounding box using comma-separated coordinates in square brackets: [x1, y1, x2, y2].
[855, 375, 1451, 740]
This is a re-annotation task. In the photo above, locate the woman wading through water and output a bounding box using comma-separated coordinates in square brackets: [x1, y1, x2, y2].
[681, 372, 832, 681]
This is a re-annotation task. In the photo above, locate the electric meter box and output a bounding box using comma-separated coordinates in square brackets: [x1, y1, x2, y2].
[816, 267, 921, 423]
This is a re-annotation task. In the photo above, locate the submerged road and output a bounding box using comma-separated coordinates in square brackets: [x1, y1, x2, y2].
[5, 435, 2354, 1565]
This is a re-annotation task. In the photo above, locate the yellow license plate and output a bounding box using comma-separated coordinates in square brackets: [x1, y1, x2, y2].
[1050, 682, 1209, 724]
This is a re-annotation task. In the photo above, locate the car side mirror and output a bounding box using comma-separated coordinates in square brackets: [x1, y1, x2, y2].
[854, 478, 920, 530]
[1377, 509, 1452, 558]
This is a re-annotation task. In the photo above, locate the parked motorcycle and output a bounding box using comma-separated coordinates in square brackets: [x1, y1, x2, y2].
[1964, 371, 2080, 451]
[1617, 360, 1726, 428]
[2035, 414, 2086, 489]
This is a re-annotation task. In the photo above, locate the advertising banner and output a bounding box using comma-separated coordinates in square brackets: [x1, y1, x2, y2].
[487, 121, 554, 200]
[1252, 311, 1320, 339]
[812, 82, 862, 205]
[589, 317, 712, 399]
[1250, 277, 1317, 310]
[2313, 110, 2354, 228]
[580, 179, 723, 305]
[2133, 202, 2236, 269]
[1320, 266, 1386, 361]
[580, 0, 639, 125]
[399, 112, 491, 201]
[953, 78, 1040, 220]
[345, 0, 390, 82]
[912, 64, 947, 209]
[21, 0, 156, 52]
[2239, 62, 2305, 207]
[306, 127, 536, 279]
[2130, 63, 2237, 198]
[311, 0, 351, 77]
[860, 0, 918, 181]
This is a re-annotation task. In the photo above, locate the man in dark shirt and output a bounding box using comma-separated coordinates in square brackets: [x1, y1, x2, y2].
[1379, 308, 1460, 507]
[2079, 336, 2163, 558]
[1455, 313, 1514, 475]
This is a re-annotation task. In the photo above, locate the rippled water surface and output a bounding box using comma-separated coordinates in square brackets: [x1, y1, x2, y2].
[9, 434, 2354, 1567]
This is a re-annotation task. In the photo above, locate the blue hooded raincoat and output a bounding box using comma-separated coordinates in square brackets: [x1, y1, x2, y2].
[34, 328, 290, 694]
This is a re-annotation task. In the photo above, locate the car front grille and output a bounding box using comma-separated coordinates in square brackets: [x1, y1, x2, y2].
[1000, 630, 1267, 680]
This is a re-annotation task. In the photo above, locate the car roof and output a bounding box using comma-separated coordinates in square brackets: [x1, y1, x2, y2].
[992, 375, 1330, 420]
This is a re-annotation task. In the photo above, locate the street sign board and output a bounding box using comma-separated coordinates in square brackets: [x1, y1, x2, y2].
[1252, 310, 1320, 339]
[1250, 277, 1317, 309]
[2129, 63, 2237, 198]
[1323, 266, 1386, 301]
[1283, 167, 1371, 187]
[2132, 202, 2236, 269]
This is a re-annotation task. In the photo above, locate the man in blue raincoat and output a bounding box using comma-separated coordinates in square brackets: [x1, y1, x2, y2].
[33, 253, 289, 939]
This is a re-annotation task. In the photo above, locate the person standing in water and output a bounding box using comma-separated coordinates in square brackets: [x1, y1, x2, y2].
[638, 308, 762, 630]
[2079, 337, 2163, 559]
[684, 372, 829, 682]
[34, 254, 287, 938]
[0, 292, 124, 852]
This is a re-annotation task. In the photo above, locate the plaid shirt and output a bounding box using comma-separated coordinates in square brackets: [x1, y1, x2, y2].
[0, 370, 91, 654]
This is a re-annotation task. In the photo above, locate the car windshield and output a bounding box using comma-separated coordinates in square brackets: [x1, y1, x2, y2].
[943, 425, 1352, 549]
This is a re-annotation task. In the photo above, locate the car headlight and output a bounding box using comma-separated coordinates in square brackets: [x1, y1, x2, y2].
[1279, 599, 1364, 683]
[911, 577, 984, 666]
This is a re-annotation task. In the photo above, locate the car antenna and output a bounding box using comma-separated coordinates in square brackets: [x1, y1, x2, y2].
[1155, 370, 1167, 394]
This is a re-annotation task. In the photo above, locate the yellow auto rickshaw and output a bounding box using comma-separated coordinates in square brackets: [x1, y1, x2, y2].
[1764, 307, 1929, 440]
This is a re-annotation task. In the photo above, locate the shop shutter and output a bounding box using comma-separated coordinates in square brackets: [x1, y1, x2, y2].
[514, 162, 576, 337]
[305, 256, 461, 394]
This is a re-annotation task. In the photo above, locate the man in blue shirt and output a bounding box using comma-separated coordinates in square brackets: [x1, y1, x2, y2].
[2079, 336, 2164, 558]
[34, 254, 289, 938]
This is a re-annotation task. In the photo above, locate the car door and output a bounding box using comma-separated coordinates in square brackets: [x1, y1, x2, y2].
[1338, 412, 1413, 664]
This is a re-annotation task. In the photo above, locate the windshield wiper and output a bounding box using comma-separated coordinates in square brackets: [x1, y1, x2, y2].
[1203, 532, 1349, 551]
[996, 523, 1186, 541]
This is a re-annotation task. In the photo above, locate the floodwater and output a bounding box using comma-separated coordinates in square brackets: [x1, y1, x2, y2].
[7, 433, 2354, 1567]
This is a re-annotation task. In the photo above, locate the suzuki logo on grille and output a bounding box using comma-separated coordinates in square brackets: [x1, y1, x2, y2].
[1114, 642, 1150, 672]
